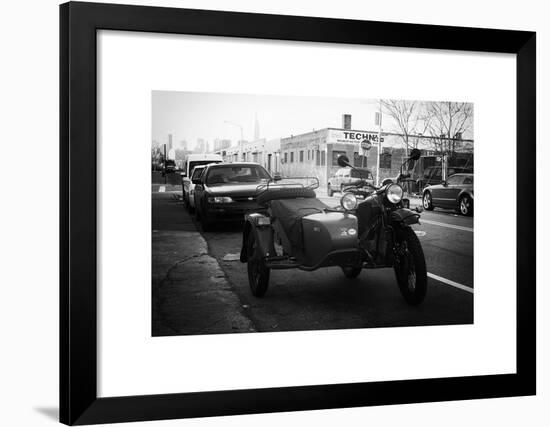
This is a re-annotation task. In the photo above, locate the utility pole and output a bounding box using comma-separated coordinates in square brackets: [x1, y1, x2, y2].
[163, 144, 167, 184]
[375, 101, 382, 185]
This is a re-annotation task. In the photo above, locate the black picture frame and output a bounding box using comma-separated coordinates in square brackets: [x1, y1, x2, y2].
[60, 1, 536, 425]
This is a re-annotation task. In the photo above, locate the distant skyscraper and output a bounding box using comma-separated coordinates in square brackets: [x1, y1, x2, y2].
[342, 114, 352, 130]
[168, 134, 173, 151]
[195, 138, 205, 153]
[214, 138, 232, 151]
[254, 113, 260, 141]
[179, 140, 188, 151]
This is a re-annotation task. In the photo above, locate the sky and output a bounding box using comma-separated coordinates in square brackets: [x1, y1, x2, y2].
[151, 91, 472, 149]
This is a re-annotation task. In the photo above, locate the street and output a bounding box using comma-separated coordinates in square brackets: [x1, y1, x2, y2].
[152, 176, 473, 336]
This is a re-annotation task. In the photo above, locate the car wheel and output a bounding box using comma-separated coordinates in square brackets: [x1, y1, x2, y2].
[194, 200, 201, 221]
[201, 207, 213, 232]
[459, 195, 473, 216]
[422, 192, 434, 210]
[327, 184, 334, 197]
[187, 194, 195, 213]
[247, 232, 270, 297]
[341, 266, 362, 279]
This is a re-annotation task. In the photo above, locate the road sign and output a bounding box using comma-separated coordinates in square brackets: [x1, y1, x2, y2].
[361, 139, 372, 150]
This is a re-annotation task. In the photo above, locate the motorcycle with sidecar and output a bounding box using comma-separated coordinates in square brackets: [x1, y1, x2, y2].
[240, 148, 427, 305]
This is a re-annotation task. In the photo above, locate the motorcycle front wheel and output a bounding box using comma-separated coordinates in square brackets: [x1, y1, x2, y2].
[341, 266, 362, 279]
[247, 232, 270, 297]
[394, 228, 427, 305]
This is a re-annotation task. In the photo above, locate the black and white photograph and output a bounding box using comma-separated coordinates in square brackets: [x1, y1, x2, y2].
[151, 91, 474, 336]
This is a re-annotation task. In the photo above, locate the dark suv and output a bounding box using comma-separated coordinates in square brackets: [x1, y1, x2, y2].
[416, 166, 472, 190]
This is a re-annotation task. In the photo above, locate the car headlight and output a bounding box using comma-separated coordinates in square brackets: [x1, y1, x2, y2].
[341, 193, 358, 210]
[207, 196, 234, 203]
[386, 184, 404, 204]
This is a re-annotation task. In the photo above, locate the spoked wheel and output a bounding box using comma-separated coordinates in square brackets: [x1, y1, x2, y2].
[341, 266, 362, 279]
[459, 195, 473, 216]
[422, 192, 434, 210]
[394, 228, 427, 305]
[247, 232, 270, 297]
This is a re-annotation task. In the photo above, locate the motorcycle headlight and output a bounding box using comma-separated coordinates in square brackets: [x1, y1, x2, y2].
[386, 184, 404, 204]
[207, 196, 234, 203]
[341, 193, 358, 210]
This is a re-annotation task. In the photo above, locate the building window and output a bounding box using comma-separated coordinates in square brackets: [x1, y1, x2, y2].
[321, 150, 326, 166]
[299, 150, 304, 162]
[332, 150, 347, 166]
[290, 152, 294, 163]
[316, 150, 320, 166]
[284, 152, 288, 163]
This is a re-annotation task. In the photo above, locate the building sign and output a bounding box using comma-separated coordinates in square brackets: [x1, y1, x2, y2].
[328, 129, 382, 145]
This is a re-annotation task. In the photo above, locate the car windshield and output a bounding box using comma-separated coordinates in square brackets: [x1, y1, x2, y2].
[351, 169, 372, 179]
[425, 168, 441, 178]
[189, 160, 221, 173]
[191, 167, 204, 180]
[206, 165, 270, 185]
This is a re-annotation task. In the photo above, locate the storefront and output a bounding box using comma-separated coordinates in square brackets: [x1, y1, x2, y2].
[280, 128, 382, 187]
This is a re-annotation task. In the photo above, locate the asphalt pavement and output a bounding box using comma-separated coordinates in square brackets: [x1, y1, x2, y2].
[152, 183, 473, 336]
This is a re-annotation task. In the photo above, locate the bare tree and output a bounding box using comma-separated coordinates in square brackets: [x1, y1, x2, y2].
[380, 99, 428, 154]
[424, 101, 473, 156]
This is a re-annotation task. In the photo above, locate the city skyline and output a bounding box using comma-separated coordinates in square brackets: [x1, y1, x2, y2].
[152, 91, 474, 152]
[152, 91, 385, 148]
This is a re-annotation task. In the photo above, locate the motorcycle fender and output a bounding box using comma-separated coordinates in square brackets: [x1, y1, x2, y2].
[240, 213, 274, 262]
[390, 208, 420, 226]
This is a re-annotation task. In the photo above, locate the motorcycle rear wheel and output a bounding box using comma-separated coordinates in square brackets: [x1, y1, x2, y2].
[394, 228, 427, 305]
[247, 232, 270, 297]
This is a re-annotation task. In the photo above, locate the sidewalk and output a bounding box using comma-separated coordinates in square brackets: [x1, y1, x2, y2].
[152, 230, 256, 336]
[152, 183, 182, 193]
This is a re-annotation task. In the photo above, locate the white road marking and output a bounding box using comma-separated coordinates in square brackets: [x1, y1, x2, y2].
[421, 219, 473, 233]
[427, 272, 474, 294]
[159, 186, 165, 193]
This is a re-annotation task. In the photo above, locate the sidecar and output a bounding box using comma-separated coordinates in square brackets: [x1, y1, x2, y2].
[240, 180, 363, 296]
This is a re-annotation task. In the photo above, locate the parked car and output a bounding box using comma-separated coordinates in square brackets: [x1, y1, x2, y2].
[422, 173, 474, 216]
[416, 166, 473, 190]
[193, 162, 273, 231]
[183, 165, 206, 213]
[327, 167, 373, 197]
[162, 159, 176, 174]
[181, 153, 223, 207]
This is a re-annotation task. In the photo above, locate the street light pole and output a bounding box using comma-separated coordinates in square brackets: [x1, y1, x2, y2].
[163, 144, 167, 184]
[224, 120, 244, 161]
